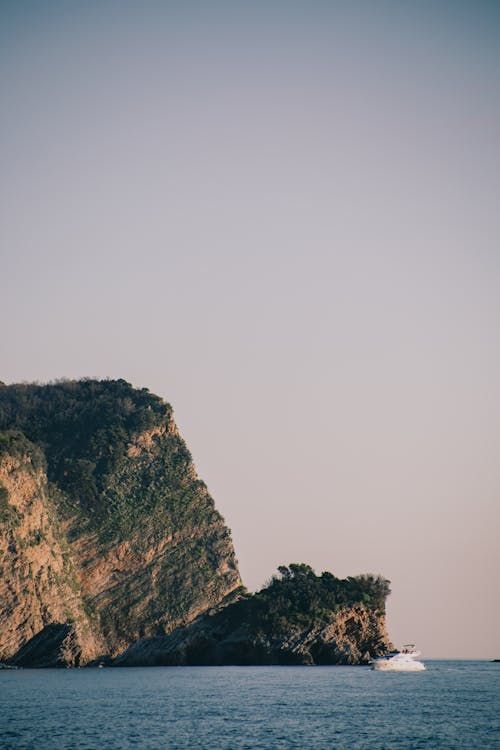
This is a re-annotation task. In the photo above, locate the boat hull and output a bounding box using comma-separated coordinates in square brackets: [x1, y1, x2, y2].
[372, 657, 426, 672]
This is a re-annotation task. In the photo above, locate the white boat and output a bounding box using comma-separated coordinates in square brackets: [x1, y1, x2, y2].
[371, 644, 426, 671]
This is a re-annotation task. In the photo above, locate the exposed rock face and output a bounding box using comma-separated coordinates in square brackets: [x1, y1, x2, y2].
[0, 445, 103, 665]
[8, 623, 86, 668]
[114, 602, 392, 667]
[0, 380, 393, 669]
[0, 380, 243, 666]
[114, 565, 393, 666]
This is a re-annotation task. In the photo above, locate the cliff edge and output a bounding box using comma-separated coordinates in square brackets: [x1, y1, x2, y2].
[115, 564, 393, 666]
[0, 380, 242, 666]
[0, 380, 392, 668]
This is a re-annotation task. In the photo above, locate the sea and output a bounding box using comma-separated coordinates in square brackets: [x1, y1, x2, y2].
[1, 661, 498, 749]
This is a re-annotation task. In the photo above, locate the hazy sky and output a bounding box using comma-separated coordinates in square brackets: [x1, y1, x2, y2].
[1, 1, 499, 658]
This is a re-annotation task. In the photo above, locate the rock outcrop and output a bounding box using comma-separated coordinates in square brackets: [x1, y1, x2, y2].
[114, 603, 392, 667]
[114, 566, 393, 666]
[0, 442, 103, 665]
[0, 380, 393, 668]
[0, 380, 243, 666]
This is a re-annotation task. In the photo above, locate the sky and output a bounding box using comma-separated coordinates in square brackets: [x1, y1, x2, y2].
[1, 0, 499, 658]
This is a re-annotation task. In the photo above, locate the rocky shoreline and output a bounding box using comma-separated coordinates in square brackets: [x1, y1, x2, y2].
[1, 380, 393, 668]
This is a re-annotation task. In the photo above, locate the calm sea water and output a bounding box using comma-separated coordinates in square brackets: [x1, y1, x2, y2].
[1, 661, 499, 749]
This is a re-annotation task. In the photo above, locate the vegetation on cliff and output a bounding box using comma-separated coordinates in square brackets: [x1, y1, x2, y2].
[214, 563, 390, 631]
[0, 379, 242, 664]
[115, 564, 392, 667]
[0, 380, 169, 526]
[0, 379, 392, 668]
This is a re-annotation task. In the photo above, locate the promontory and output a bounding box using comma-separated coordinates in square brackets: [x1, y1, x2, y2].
[0, 379, 392, 667]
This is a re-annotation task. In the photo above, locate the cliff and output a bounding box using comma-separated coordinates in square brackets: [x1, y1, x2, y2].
[0, 435, 103, 665]
[114, 564, 393, 666]
[0, 380, 393, 668]
[0, 380, 242, 666]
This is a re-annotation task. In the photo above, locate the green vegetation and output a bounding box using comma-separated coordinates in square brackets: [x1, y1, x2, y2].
[0, 431, 46, 473]
[212, 563, 391, 635]
[0, 378, 390, 667]
[0, 378, 241, 653]
[98, 430, 214, 542]
[0, 379, 170, 509]
[0, 379, 202, 540]
[0, 481, 22, 526]
[147, 564, 393, 666]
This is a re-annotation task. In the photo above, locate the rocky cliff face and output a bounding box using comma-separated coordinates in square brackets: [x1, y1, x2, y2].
[0, 380, 243, 665]
[114, 564, 393, 667]
[0, 380, 393, 668]
[114, 594, 393, 667]
[0, 440, 103, 666]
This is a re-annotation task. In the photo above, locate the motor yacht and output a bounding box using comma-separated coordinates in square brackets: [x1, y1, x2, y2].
[371, 644, 426, 671]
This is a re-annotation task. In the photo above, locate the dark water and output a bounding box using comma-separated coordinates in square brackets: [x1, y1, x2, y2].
[1, 661, 499, 749]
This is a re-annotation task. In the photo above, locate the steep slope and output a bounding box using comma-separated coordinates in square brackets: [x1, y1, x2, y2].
[0, 380, 243, 664]
[115, 564, 393, 666]
[0, 380, 393, 668]
[0, 433, 103, 665]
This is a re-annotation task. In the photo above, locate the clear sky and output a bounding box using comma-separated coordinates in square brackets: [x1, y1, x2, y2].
[1, 1, 499, 658]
